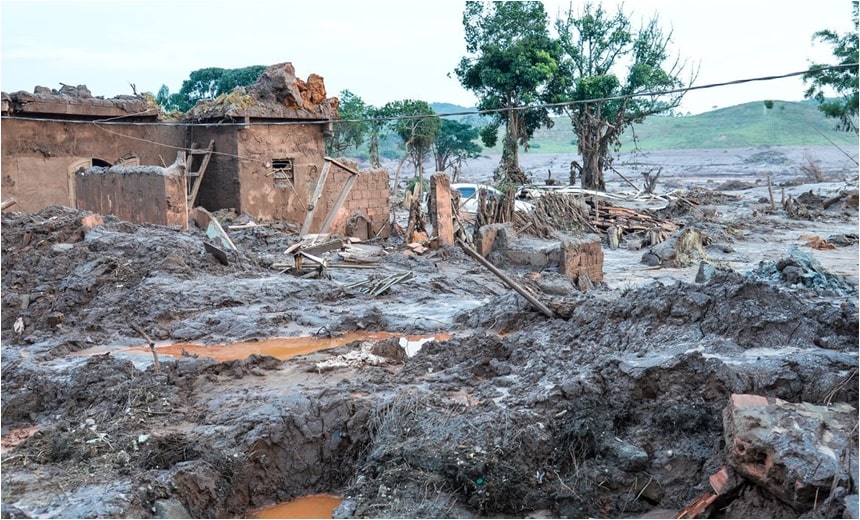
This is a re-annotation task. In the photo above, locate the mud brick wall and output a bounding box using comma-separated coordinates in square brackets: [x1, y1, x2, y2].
[75, 166, 188, 229]
[560, 235, 604, 283]
[311, 164, 390, 238]
[190, 123, 317, 221]
[1, 119, 184, 212]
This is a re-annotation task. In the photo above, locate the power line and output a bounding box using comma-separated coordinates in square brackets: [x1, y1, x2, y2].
[2, 63, 856, 127]
[1, 63, 855, 164]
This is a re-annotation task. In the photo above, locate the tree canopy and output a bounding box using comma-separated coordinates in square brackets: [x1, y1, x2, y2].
[328, 90, 371, 157]
[803, 0, 859, 134]
[156, 65, 266, 113]
[433, 119, 483, 180]
[455, 1, 565, 185]
[555, 2, 693, 190]
[379, 99, 441, 196]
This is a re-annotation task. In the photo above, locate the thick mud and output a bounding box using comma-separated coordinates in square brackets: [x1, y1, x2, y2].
[1, 146, 858, 519]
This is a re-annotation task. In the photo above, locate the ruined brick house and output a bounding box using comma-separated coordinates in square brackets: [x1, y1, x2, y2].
[1, 63, 390, 238]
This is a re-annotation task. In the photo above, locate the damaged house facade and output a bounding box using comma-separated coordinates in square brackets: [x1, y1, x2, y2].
[1, 63, 390, 238]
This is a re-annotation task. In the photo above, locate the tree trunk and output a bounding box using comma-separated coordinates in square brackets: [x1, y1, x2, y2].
[391, 138, 414, 198]
[369, 134, 380, 168]
[498, 106, 529, 185]
[580, 147, 606, 191]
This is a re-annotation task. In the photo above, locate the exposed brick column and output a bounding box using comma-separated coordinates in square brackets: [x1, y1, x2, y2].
[429, 172, 454, 246]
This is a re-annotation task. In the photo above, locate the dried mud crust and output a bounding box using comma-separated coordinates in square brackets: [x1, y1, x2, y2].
[2, 171, 858, 518]
[2, 269, 857, 518]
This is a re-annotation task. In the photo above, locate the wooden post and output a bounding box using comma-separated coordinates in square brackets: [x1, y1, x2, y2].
[456, 239, 556, 319]
[608, 225, 620, 250]
[767, 174, 775, 210]
[301, 160, 332, 236]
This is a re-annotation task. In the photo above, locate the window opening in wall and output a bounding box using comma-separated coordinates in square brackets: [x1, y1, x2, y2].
[272, 158, 294, 189]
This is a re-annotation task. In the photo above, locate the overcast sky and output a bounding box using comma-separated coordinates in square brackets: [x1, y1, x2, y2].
[1, 0, 855, 115]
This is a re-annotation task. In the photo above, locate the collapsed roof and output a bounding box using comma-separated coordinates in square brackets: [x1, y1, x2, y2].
[1, 62, 339, 122]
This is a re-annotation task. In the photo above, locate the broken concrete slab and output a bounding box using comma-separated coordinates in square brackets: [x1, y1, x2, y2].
[723, 393, 858, 511]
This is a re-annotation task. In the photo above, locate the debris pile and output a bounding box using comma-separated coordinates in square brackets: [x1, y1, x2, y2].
[187, 62, 339, 121]
[516, 191, 677, 239]
[750, 246, 857, 295]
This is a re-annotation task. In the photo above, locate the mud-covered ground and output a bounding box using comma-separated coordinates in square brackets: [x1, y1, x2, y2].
[1, 145, 858, 519]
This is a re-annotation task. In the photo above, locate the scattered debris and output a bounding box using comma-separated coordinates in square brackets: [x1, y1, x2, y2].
[345, 271, 414, 297]
[750, 246, 857, 295]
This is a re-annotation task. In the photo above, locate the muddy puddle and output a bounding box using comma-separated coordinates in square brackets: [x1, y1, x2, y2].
[251, 494, 342, 519]
[76, 332, 451, 362]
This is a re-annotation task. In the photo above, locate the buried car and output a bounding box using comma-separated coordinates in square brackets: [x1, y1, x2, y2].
[451, 183, 534, 213]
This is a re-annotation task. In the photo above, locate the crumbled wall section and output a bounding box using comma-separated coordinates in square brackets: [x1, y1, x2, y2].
[1, 63, 390, 235]
[76, 160, 188, 229]
[560, 235, 604, 284]
[311, 163, 390, 238]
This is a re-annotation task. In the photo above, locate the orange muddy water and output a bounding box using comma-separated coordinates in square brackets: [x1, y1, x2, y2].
[251, 494, 342, 519]
[100, 331, 450, 362]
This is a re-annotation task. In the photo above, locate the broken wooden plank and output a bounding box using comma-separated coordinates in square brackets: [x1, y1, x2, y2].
[673, 492, 718, 519]
[204, 241, 229, 266]
[457, 238, 556, 319]
[300, 160, 332, 236]
[320, 171, 359, 234]
[298, 250, 326, 266]
[1, 198, 17, 210]
[301, 239, 344, 258]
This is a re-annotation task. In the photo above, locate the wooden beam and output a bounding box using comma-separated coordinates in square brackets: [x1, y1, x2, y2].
[300, 160, 332, 236]
[324, 156, 361, 175]
[319, 171, 359, 234]
[456, 239, 556, 319]
[188, 140, 215, 207]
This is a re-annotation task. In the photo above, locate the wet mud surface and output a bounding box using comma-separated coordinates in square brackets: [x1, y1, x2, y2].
[1, 146, 858, 518]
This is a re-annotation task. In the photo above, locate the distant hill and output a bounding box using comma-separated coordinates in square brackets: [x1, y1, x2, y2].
[430, 102, 487, 127]
[431, 100, 857, 153]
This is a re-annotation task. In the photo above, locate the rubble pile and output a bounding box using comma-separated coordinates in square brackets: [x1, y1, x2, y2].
[188, 62, 339, 121]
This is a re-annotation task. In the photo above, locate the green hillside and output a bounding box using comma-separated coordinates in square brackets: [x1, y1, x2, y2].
[431, 100, 857, 154]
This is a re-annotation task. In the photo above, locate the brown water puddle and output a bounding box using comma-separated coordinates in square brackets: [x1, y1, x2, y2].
[251, 494, 341, 519]
[82, 331, 451, 363]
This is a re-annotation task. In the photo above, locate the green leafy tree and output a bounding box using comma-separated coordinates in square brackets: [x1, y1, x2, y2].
[328, 90, 371, 157]
[155, 65, 266, 113]
[556, 3, 694, 190]
[803, 0, 859, 134]
[433, 119, 482, 182]
[383, 99, 441, 196]
[155, 84, 186, 113]
[455, 1, 566, 185]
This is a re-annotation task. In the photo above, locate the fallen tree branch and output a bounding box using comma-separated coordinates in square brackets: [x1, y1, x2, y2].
[131, 323, 160, 374]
